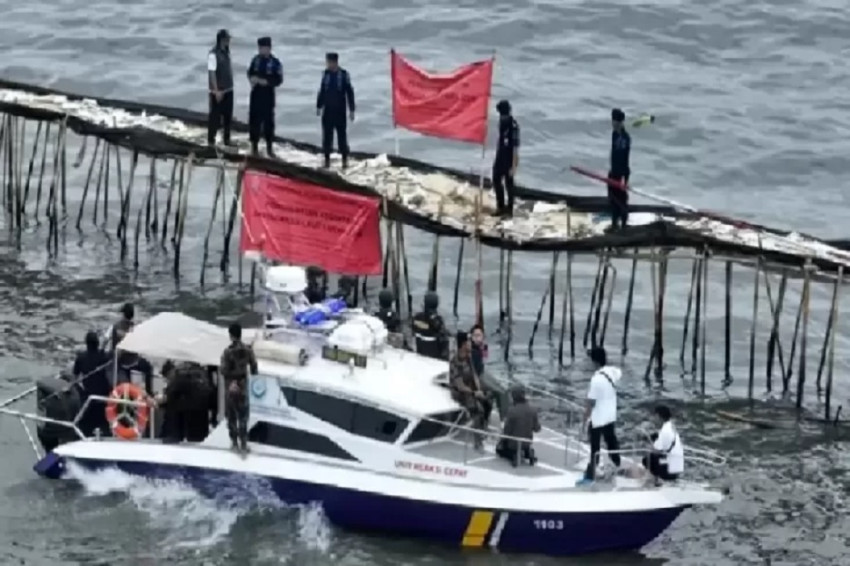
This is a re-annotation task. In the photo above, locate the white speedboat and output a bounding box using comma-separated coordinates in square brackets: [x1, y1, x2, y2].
[5, 267, 725, 557]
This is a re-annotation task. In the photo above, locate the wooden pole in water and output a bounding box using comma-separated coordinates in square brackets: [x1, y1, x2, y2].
[35, 123, 51, 224]
[600, 259, 617, 348]
[498, 248, 505, 325]
[150, 158, 161, 235]
[824, 267, 843, 421]
[583, 254, 605, 350]
[590, 252, 610, 349]
[162, 160, 179, 247]
[59, 118, 67, 217]
[452, 238, 464, 318]
[558, 250, 571, 366]
[680, 259, 699, 367]
[816, 272, 840, 394]
[144, 158, 155, 240]
[621, 253, 637, 355]
[426, 203, 443, 292]
[22, 120, 43, 215]
[796, 261, 812, 409]
[558, 208, 575, 364]
[723, 261, 732, 385]
[102, 141, 111, 225]
[397, 222, 413, 317]
[503, 249, 514, 361]
[691, 256, 703, 378]
[221, 164, 244, 274]
[119, 151, 139, 261]
[644, 250, 659, 383]
[381, 198, 394, 289]
[91, 137, 107, 226]
[76, 138, 101, 230]
[528, 259, 555, 356]
[764, 270, 788, 394]
[783, 279, 805, 398]
[201, 165, 225, 287]
[654, 255, 668, 378]
[173, 156, 193, 277]
[4, 116, 14, 217]
[700, 252, 709, 391]
[747, 258, 761, 402]
[13, 118, 23, 238]
[548, 252, 560, 337]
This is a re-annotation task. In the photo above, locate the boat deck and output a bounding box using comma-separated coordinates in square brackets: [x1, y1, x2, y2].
[407, 427, 590, 479]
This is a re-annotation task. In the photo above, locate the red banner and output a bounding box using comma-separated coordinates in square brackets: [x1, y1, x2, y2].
[239, 171, 382, 275]
[391, 50, 494, 145]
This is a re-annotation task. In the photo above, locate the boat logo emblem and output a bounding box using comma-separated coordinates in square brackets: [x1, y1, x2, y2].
[250, 377, 267, 399]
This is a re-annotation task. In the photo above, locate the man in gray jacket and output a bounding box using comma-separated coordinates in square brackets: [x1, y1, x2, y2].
[496, 386, 540, 466]
[208, 29, 234, 146]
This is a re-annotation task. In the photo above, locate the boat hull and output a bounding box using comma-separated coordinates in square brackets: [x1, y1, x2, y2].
[35, 452, 686, 556]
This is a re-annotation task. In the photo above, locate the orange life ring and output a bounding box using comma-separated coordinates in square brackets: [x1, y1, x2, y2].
[104, 383, 150, 440]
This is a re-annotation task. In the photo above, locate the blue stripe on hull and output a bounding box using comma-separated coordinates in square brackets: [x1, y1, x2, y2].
[39, 454, 685, 556]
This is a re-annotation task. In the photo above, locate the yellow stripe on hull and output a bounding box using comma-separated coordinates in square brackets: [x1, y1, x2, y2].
[461, 510, 494, 547]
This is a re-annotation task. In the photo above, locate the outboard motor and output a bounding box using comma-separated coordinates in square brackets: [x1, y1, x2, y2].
[35, 372, 83, 452]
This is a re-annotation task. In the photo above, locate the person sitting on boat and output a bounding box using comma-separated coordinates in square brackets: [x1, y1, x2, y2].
[576, 346, 622, 486]
[72, 330, 113, 437]
[412, 291, 449, 360]
[470, 323, 508, 422]
[449, 331, 487, 449]
[329, 275, 357, 306]
[304, 265, 328, 304]
[643, 405, 684, 484]
[155, 360, 213, 443]
[220, 322, 259, 454]
[496, 386, 540, 467]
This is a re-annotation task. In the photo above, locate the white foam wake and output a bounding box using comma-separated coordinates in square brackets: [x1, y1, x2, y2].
[63, 461, 332, 554]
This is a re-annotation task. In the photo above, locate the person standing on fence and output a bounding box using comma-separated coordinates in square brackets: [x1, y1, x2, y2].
[207, 29, 234, 147]
[247, 37, 283, 157]
[607, 108, 631, 231]
[220, 322, 258, 454]
[492, 99, 519, 218]
[316, 52, 356, 169]
[576, 346, 622, 486]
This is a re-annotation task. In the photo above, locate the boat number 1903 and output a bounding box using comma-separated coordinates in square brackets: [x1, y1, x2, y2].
[533, 519, 564, 530]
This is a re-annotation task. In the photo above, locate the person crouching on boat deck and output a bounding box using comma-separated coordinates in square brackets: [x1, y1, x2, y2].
[317, 52, 355, 169]
[247, 36, 283, 157]
[73, 330, 113, 437]
[576, 346, 622, 486]
[492, 99, 519, 218]
[155, 361, 213, 443]
[496, 386, 540, 467]
[412, 291, 449, 360]
[643, 405, 684, 484]
[470, 324, 507, 422]
[450, 332, 487, 449]
[607, 108, 631, 231]
[207, 28, 234, 147]
[220, 323, 259, 453]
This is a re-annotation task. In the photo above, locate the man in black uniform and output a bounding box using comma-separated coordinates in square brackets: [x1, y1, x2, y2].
[374, 288, 401, 333]
[72, 330, 112, 437]
[316, 52, 356, 169]
[207, 29, 234, 146]
[247, 37, 284, 157]
[608, 108, 631, 231]
[156, 360, 212, 443]
[412, 291, 449, 360]
[220, 323, 259, 454]
[492, 100, 520, 218]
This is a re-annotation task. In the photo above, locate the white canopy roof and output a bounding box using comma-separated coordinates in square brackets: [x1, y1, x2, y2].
[116, 312, 261, 367]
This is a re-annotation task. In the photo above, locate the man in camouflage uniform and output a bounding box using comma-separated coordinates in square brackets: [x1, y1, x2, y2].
[449, 331, 487, 449]
[220, 323, 258, 453]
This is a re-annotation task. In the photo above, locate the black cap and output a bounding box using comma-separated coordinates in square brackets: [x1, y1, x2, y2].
[121, 302, 135, 320]
[326, 52, 339, 62]
[217, 29, 230, 41]
[611, 108, 625, 122]
[496, 100, 511, 115]
[258, 36, 271, 47]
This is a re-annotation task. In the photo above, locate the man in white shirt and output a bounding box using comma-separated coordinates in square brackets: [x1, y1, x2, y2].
[576, 347, 622, 486]
[644, 404, 684, 483]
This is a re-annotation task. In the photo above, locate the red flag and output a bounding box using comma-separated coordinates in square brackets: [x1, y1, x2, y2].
[391, 50, 494, 145]
[240, 171, 382, 275]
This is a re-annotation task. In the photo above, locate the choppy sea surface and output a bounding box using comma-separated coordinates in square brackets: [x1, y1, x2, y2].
[1, 1, 849, 564]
